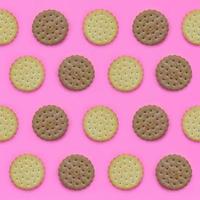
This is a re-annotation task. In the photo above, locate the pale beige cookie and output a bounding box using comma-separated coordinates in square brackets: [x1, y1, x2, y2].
[182, 10, 200, 45]
[83, 9, 118, 45]
[10, 56, 45, 92]
[0, 9, 18, 45]
[83, 106, 118, 142]
[10, 154, 45, 190]
[0, 106, 18, 142]
[182, 106, 200, 141]
[108, 154, 143, 190]
[108, 56, 143, 92]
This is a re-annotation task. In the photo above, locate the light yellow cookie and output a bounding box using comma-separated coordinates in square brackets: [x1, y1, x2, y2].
[0, 106, 18, 142]
[10, 154, 45, 190]
[10, 56, 45, 92]
[108, 154, 143, 190]
[83, 106, 118, 142]
[108, 56, 143, 92]
[182, 10, 200, 45]
[83, 9, 118, 45]
[0, 9, 18, 45]
[182, 106, 200, 141]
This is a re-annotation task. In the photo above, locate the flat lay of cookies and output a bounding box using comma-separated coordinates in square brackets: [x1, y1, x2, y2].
[0, 0, 200, 199]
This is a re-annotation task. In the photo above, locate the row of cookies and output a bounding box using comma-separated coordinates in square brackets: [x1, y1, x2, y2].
[1, 8, 200, 46]
[8, 153, 192, 191]
[8, 54, 192, 92]
[1, 104, 200, 142]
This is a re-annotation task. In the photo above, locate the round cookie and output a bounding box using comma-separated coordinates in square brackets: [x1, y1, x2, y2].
[83, 9, 118, 45]
[10, 154, 45, 190]
[108, 154, 143, 190]
[32, 105, 68, 141]
[108, 56, 143, 92]
[59, 55, 95, 91]
[133, 105, 168, 141]
[32, 10, 68, 45]
[156, 55, 192, 91]
[10, 56, 45, 92]
[58, 154, 95, 190]
[83, 106, 118, 142]
[0, 106, 18, 142]
[182, 106, 200, 142]
[156, 154, 192, 190]
[182, 10, 200, 45]
[0, 9, 18, 45]
[133, 10, 169, 45]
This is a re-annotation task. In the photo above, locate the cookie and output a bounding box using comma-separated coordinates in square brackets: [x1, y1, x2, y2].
[59, 55, 95, 91]
[0, 106, 18, 142]
[133, 10, 169, 45]
[58, 154, 95, 190]
[83, 9, 118, 45]
[133, 105, 168, 141]
[32, 10, 68, 45]
[10, 56, 45, 92]
[83, 106, 118, 142]
[182, 10, 200, 45]
[156, 55, 192, 91]
[32, 105, 68, 141]
[0, 9, 18, 45]
[10, 154, 45, 190]
[182, 106, 200, 142]
[108, 56, 143, 92]
[108, 154, 143, 190]
[156, 154, 192, 190]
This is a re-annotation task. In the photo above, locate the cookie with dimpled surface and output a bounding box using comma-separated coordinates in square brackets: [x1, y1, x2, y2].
[108, 154, 143, 190]
[10, 154, 45, 190]
[83, 9, 118, 45]
[58, 154, 95, 190]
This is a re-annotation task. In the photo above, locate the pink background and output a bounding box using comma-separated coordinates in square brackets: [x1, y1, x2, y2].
[0, 0, 200, 199]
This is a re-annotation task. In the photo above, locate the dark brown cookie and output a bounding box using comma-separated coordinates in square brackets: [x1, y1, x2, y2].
[133, 105, 168, 141]
[58, 154, 95, 190]
[58, 55, 95, 91]
[156, 155, 192, 190]
[156, 55, 192, 91]
[32, 105, 68, 141]
[32, 10, 68, 45]
[133, 10, 169, 45]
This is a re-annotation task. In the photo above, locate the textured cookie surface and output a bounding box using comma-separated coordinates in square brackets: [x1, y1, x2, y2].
[32, 10, 68, 45]
[156, 55, 192, 91]
[10, 56, 45, 92]
[133, 10, 168, 45]
[58, 154, 94, 190]
[59, 55, 94, 91]
[133, 105, 168, 141]
[83, 9, 118, 45]
[0, 106, 18, 142]
[32, 105, 68, 141]
[182, 10, 200, 45]
[0, 9, 18, 45]
[156, 155, 192, 190]
[108, 56, 143, 92]
[83, 106, 118, 142]
[182, 106, 200, 141]
[108, 154, 143, 190]
[10, 154, 45, 190]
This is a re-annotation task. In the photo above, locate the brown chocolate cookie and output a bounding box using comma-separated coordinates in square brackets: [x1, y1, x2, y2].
[58, 154, 95, 190]
[156, 155, 192, 190]
[32, 10, 68, 45]
[133, 105, 168, 141]
[32, 105, 68, 141]
[156, 55, 192, 91]
[133, 10, 169, 45]
[58, 55, 95, 91]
